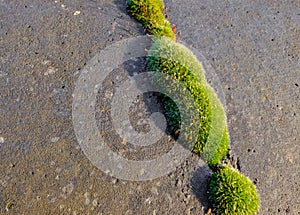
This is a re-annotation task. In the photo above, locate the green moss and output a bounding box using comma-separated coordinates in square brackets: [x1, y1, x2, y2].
[209, 165, 260, 215]
[148, 36, 229, 166]
[127, 2, 260, 213]
[127, 0, 176, 40]
[205, 127, 229, 168]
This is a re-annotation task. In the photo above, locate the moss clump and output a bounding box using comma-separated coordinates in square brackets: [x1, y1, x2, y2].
[205, 127, 229, 168]
[209, 165, 260, 215]
[148, 36, 229, 166]
[127, 0, 176, 40]
[127, 2, 260, 214]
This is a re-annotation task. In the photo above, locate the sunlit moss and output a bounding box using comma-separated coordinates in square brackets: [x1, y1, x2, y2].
[148, 36, 229, 166]
[209, 165, 260, 215]
[127, 0, 176, 40]
[127, 1, 260, 214]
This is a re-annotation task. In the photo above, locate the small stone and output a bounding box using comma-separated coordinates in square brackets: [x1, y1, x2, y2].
[104, 169, 111, 174]
[84, 192, 90, 205]
[144, 197, 151, 205]
[73, 11, 80, 16]
[85, 198, 90, 205]
[5, 200, 14, 211]
[0, 137, 4, 143]
[42, 60, 51, 65]
[112, 178, 118, 184]
[51, 137, 60, 143]
[92, 198, 98, 207]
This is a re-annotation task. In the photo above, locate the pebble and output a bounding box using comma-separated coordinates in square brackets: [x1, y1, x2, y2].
[0, 137, 4, 143]
[73, 11, 80, 16]
[92, 198, 99, 207]
[112, 178, 118, 184]
[144, 197, 151, 205]
[84, 192, 90, 205]
[104, 169, 111, 174]
[42, 60, 51, 65]
[5, 200, 14, 211]
[51, 137, 60, 143]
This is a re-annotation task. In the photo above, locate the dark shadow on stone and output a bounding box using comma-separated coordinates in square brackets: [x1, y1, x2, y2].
[107, 0, 194, 158]
[190, 165, 213, 212]
[112, 0, 180, 141]
[123, 57, 177, 140]
[113, 0, 128, 14]
[95, 56, 177, 161]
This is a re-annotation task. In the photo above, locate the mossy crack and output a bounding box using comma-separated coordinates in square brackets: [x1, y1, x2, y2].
[127, 0, 260, 214]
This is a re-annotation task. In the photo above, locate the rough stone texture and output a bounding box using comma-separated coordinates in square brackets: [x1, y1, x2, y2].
[0, 0, 299, 214]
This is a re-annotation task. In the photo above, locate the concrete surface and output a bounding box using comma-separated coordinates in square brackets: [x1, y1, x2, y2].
[0, 0, 299, 214]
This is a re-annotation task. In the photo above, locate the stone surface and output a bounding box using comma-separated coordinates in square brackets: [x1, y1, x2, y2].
[0, 0, 299, 214]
